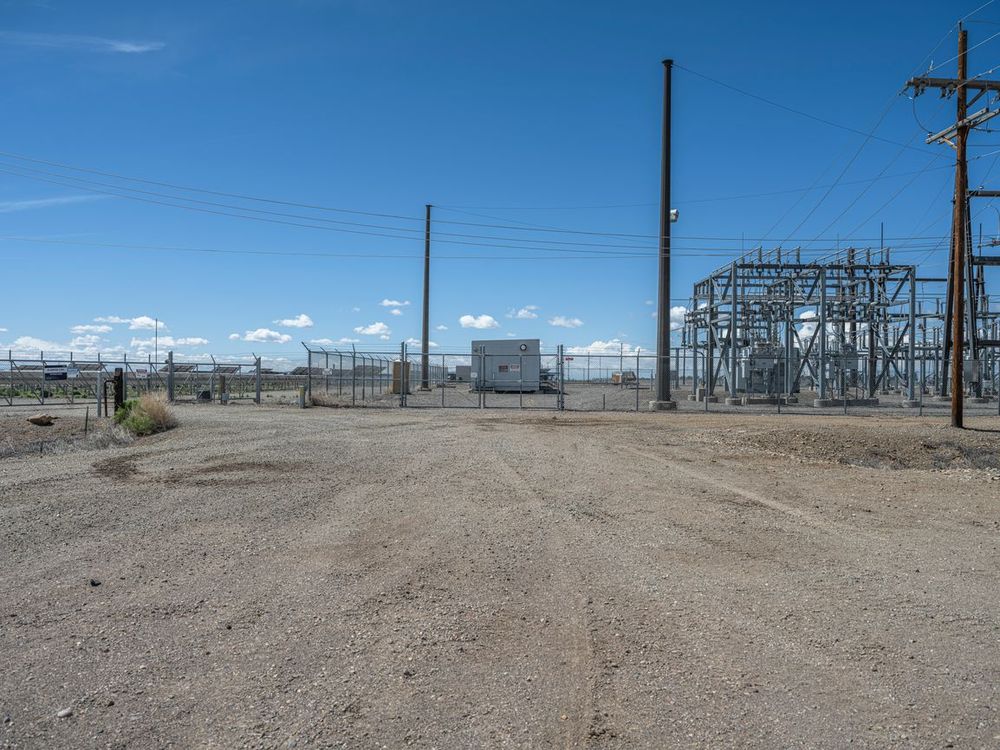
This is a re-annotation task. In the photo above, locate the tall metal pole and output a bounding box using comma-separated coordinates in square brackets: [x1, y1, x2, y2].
[651, 59, 676, 409]
[421, 204, 432, 390]
[951, 27, 969, 428]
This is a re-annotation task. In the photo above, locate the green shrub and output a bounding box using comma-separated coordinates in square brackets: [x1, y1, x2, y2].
[122, 410, 156, 436]
[114, 394, 176, 436]
[113, 399, 137, 425]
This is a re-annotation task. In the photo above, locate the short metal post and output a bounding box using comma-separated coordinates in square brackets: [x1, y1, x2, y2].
[400, 342, 407, 407]
[636, 349, 641, 412]
[167, 351, 175, 402]
[255, 356, 261, 404]
[306, 349, 313, 404]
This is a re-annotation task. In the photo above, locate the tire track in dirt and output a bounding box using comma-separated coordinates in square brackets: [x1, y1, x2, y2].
[621, 445, 839, 535]
[486, 435, 600, 749]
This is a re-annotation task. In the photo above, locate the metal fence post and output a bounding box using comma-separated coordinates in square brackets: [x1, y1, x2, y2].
[255, 356, 262, 405]
[636, 349, 641, 412]
[558, 345, 565, 411]
[167, 351, 175, 402]
[306, 348, 313, 404]
[40, 351, 45, 406]
[351, 346, 357, 406]
[400, 342, 407, 407]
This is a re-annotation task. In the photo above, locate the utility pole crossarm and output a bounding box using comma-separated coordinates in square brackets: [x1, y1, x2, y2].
[906, 77, 1000, 94]
[906, 26, 974, 427]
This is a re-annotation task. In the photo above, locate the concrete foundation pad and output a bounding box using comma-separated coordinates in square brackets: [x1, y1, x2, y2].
[901, 400, 920, 408]
[687, 394, 698, 401]
[743, 397, 779, 406]
[704, 396, 718, 403]
[783, 396, 798, 404]
[648, 400, 677, 411]
[725, 397, 742, 406]
[813, 399, 834, 408]
[932, 395, 951, 402]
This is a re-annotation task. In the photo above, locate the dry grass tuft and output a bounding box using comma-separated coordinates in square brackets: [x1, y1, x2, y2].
[115, 392, 178, 436]
[312, 392, 350, 408]
[138, 392, 177, 432]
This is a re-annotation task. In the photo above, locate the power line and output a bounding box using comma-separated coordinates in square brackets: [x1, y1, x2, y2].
[0, 161, 952, 247]
[674, 63, 926, 153]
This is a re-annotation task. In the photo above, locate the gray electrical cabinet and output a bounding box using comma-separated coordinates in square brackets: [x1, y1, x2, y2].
[470, 339, 541, 392]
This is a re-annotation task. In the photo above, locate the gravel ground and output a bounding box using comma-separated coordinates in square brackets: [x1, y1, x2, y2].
[2, 404, 999, 748]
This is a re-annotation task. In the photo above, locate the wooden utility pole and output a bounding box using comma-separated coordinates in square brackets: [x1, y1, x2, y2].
[651, 58, 677, 410]
[951, 27, 969, 428]
[421, 204, 431, 390]
[906, 25, 1000, 427]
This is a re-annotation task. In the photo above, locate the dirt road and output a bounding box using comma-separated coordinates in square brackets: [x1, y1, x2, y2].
[2, 405, 999, 748]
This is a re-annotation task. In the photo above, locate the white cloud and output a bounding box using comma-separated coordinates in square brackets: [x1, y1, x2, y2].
[228, 333, 241, 340]
[379, 334, 391, 341]
[0, 327, 6, 333]
[131, 336, 209, 349]
[405, 338, 438, 348]
[94, 315, 166, 330]
[0, 31, 165, 54]
[506, 332, 517, 337]
[273, 313, 314, 328]
[354, 321, 391, 336]
[435, 324, 448, 331]
[4, 334, 121, 357]
[567, 338, 641, 355]
[309, 337, 359, 346]
[7, 335, 69, 354]
[644, 299, 654, 306]
[670, 305, 687, 331]
[548, 315, 583, 329]
[380, 299, 410, 307]
[241, 328, 293, 344]
[128, 315, 160, 330]
[70, 334, 102, 348]
[0, 195, 107, 214]
[70, 324, 112, 334]
[459, 314, 500, 329]
[351, 306, 361, 312]
[507, 305, 539, 320]
[389, 308, 403, 316]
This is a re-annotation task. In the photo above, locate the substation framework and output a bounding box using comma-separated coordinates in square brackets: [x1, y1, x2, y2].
[681, 247, 990, 407]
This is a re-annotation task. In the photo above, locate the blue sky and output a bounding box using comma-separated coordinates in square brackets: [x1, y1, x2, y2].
[0, 0, 993, 366]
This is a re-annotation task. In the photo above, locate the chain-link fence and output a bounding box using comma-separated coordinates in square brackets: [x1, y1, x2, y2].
[8, 343, 998, 421]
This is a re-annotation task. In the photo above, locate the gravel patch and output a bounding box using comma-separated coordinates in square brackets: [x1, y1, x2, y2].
[2, 405, 999, 748]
